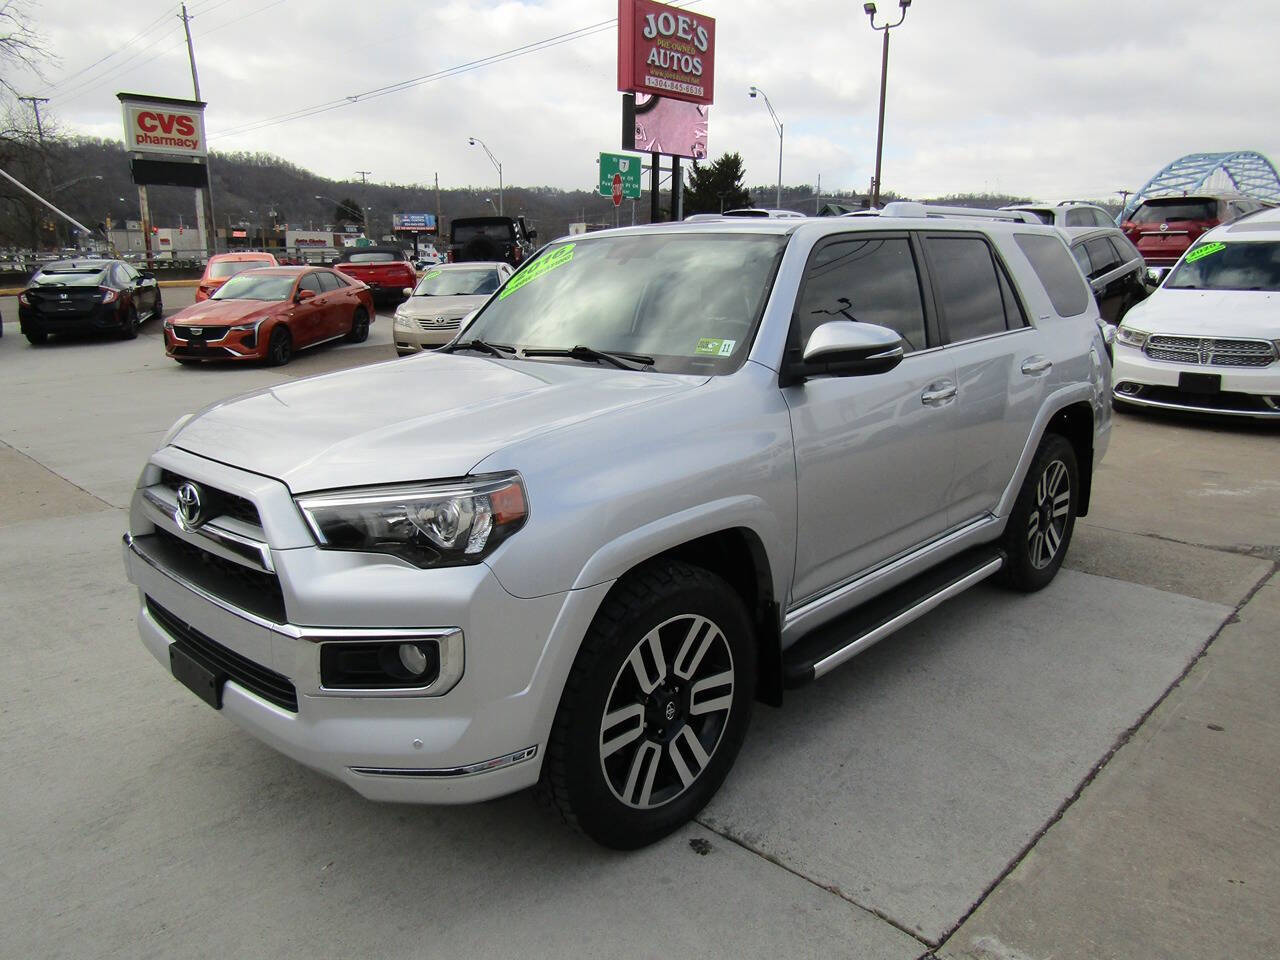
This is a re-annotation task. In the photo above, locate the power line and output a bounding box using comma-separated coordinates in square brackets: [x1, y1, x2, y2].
[208, 0, 704, 142]
[41, 5, 176, 93]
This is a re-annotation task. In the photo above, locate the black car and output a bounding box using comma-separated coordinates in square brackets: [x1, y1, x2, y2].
[448, 216, 537, 266]
[17, 258, 163, 345]
[1067, 228, 1150, 327]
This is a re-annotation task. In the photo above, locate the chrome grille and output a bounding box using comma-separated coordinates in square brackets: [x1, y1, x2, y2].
[1144, 335, 1275, 367]
[416, 317, 461, 332]
[159, 469, 262, 528]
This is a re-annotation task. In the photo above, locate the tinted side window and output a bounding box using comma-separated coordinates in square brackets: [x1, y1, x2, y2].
[1072, 244, 1091, 275]
[1092, 209, 1114, 228]
[1107, 236, 1138, 265]
[924, 236, 1006, 342]
[794, 235, 927, 351]
[298, 273, 323, 294]
[317, 271, 342, 292]
[1084, 237, 1120, 277]
[1014, 233, 1090, 317]
[1065, 209, 1090, 228]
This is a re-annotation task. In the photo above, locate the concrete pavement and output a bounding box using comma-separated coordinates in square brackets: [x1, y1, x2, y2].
[0, 311, 1276, 958]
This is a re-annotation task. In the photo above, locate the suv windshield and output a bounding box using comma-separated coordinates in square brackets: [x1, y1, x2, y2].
[32, 268, 106, 287]
[211, 273, 295, 301]
[1165, 240, 1280, 291]
[414, 268, 501, 296]
[462, 233, 788, 375]
[210, 259, 273, 279]
[1131, 199, 1217, 223]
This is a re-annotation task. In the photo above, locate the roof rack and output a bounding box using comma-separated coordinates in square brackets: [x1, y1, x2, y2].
[847, 201, 1041, 224]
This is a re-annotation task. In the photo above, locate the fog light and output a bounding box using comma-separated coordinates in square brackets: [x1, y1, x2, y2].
[398, 642, 428, 676]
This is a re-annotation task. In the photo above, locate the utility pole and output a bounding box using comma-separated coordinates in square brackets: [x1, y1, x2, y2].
[815, 172, 821, 214]
[19, 96, 58, 245]
[434, 172, 442, 248]
[179, 3, 218, 257]
[356, 170, 371, 183]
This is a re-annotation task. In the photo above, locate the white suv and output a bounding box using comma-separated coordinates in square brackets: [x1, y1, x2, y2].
[1002, 201, 1116, 230]
[124, 209, 1110, 848]
[1113, 208, 1280, 418]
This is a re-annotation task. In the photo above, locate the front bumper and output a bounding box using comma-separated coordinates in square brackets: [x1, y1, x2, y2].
[124, 447, 613, 803]
[1112, 343, 1280, 419]
[393, 317, 459, 353]
[165, 324, 263, 361]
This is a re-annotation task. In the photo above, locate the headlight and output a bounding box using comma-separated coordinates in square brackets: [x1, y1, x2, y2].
[230, 320, 262, 332]
[296, 473, 528, 568]
[394, 314, 413, 328]
[1115, 326, 1149, 349]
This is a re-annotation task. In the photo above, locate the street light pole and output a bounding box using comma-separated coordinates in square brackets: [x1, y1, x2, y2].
[468, 137, 503, 215]
[864, 0, 911, 209]
[748, 86, 783, 208]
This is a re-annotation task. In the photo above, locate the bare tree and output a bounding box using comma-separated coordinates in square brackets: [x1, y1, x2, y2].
[0, 0, 54, 99]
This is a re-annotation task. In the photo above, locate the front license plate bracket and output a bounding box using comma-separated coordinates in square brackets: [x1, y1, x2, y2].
[170, 645, 225, 710]
[1178, 372, 1221, 395]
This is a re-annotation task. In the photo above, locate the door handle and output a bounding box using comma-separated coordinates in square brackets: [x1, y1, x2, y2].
[1021, 355, 1053, 376]
[920, 380, 957, 406]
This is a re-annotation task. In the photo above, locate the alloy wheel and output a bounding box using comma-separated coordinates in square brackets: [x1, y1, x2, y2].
[1026, 458, 1070, 569]
[598, 614, 735, 810]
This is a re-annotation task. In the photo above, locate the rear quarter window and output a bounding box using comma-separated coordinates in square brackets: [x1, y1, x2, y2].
[1014, 233, 1091, 317]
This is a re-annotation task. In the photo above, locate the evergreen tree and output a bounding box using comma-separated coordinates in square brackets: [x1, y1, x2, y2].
[684, 153, 753, 215]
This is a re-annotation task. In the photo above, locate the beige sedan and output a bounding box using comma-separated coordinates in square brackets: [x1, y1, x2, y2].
[392, 261, 514, 354]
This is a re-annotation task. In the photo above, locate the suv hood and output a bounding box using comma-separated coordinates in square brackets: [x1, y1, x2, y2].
[1124, 288, 1280, 339]
[171, 353, 706, 492]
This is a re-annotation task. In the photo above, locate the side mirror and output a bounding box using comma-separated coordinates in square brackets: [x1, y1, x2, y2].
[527, 228, 538, 241]
[402, 287, 414, 297]
[1145, 266, 1170, 288]
[295, 288, 316, 302]
[139, 269, 155, 280]
[786, 321, 905, 383]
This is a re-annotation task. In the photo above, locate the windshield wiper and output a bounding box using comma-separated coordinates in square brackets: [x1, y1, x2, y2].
[521, 344, 654, 371]
[442, 338, 515, 357]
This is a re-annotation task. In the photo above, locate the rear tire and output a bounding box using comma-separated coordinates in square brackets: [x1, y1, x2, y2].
[265, 326, 292, 366]
[345, 306, 370, 343]
[1000, 433, 1078, 592]
[119, 305, 139, 340]
[537, 560, 756, 850]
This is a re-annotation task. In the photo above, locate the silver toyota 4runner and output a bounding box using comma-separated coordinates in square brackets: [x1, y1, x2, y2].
[124, 205, 1111, 849]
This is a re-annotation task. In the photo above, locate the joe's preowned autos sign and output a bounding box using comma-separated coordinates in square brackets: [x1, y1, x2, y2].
[617, 0, 716, 107]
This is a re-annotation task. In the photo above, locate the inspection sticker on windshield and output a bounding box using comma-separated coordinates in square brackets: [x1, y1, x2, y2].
[498, 243, 575, 300]
[1185, 241, 1226, 264]
[695, 337, 736, 356]
[421, 270, 442, 281]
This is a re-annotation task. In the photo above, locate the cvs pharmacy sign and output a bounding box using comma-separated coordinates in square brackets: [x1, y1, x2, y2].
[119, 92, 207, 158]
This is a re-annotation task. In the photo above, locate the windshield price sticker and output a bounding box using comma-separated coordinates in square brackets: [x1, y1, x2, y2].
[694, 337, 736, 356]
[1184, 241, 1226, 264]
[422, 270, 442, 281]
[498, 244, 576, 301]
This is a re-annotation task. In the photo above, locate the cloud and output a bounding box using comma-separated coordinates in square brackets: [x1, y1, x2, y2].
[16, 0, 1280, 201]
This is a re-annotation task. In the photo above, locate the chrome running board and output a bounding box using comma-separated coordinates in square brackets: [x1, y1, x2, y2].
[783, 546, 1005, 686]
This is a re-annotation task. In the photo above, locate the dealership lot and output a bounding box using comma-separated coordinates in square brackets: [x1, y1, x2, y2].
[1, 292, 1276, 959]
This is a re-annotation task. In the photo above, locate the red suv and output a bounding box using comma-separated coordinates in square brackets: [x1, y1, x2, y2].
[1121, 194, 1269, 267]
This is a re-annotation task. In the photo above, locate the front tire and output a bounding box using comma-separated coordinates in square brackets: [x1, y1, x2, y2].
[265, 326, 292, 366]
[538, 560, 756, 849]
[1000, 433, 1078, 592]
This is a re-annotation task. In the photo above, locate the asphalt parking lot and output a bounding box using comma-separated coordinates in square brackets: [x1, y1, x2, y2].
[2, 290, 1276, 959]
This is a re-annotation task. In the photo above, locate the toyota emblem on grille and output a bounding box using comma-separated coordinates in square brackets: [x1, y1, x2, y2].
[434, 316, 446, 324]
[175, 482, 206, 529]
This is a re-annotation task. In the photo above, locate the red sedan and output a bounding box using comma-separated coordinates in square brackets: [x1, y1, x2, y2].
[164, 267, 374, 366]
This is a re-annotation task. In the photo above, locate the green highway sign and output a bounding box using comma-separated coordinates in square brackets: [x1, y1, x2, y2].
[599, 152, 643, 200]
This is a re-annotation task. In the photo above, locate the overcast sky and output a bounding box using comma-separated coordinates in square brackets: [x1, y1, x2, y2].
[14, 0, 1280, 201]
